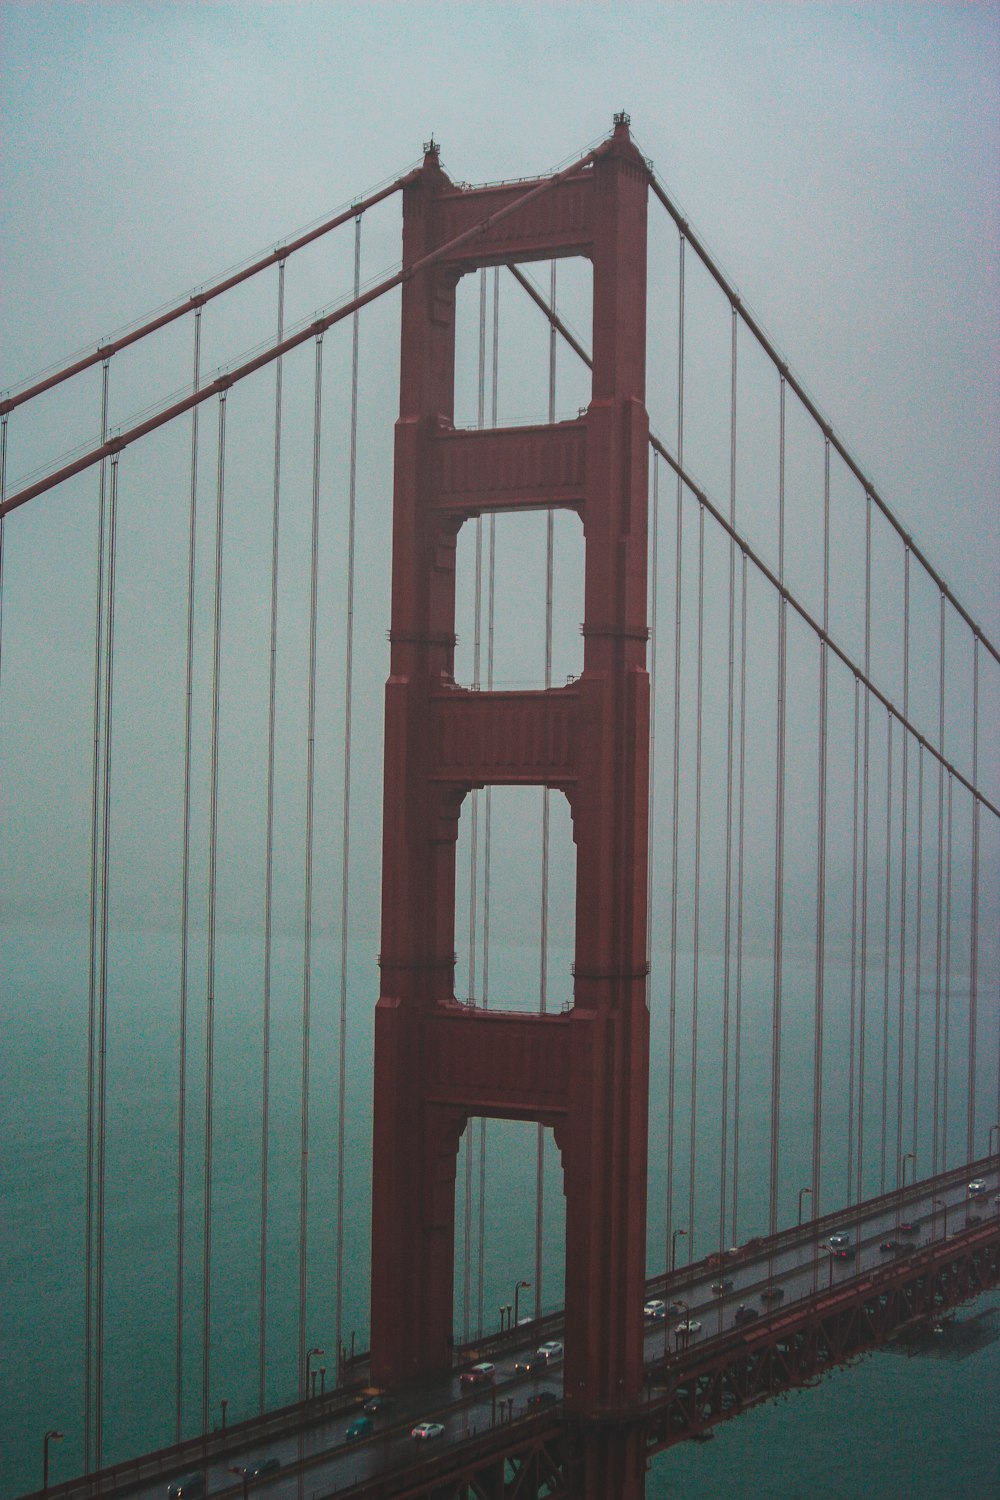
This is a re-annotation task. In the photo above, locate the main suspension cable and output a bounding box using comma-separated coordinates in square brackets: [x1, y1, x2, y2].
[1, 174, 414, 417]
[647, 173, 998, 669]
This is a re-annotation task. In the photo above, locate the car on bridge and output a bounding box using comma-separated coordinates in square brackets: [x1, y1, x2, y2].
[968, 1177, 987, 1197]
[166, 1477, 204, 1499]
[526, 1389, 558, 1407]
[733, 1303, 759, 1324]
[244, 1458, 280, 1478]
[644, 1298, 681, 1320]
[760, 1286, 785, 1302]
[411, 1421, 445, 1441]
[346, 1416, 374, 1442]
[537, 1340, 564, 1362]
[675, 1319, 702, 1337]
[514, 1352, 548, 1374]
[833, 1246, 856, 1261]
[711, 1278, 734, 1294]
[828, 1230, 851, 1248]
[460, 1361, 496, 1386]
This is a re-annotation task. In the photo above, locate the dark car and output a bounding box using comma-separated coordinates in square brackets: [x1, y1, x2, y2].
[833, 1246, 856, 1261]
[760, 1286, 785, 1303]
[363, 1393, 393, 1415]
[733, 1303, 759, 1325]
[711, 1278, 734, 1294]
[899, 1220, 919, 1235]
[526, 1389, 558, 1407]
[879, 1239, 900, 1252]
[346, 1415, 374, 1442]
[514, 1353, 547, 1375]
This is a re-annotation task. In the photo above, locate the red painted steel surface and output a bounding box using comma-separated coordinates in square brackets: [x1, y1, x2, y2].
[370, 117, 652, 1467]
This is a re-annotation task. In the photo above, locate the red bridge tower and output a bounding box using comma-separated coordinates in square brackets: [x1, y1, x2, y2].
[371, 117, 651, 1494]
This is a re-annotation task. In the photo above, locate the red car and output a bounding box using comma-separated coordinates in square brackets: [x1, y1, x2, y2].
[460, 1361, 496, 1387]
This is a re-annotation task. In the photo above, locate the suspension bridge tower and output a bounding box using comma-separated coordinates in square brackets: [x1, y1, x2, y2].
[371, 116, 651, 1496]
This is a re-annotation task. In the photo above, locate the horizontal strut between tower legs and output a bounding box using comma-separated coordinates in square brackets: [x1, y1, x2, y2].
[431, 684, 580, 788]
[580, 624, 651, 640]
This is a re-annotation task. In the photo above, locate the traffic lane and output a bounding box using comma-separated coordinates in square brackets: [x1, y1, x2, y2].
[643, 1176, 997, 1350]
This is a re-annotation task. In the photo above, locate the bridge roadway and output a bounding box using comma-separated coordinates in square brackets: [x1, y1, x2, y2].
[28, 1157, 998, 1500]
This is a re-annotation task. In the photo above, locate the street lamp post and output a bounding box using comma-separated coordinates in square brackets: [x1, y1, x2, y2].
[900, 1152, 915, 1191]
[305, 1346, 324, 1400]
[220, 1399, 228, 1433]
[933, 1198, 948, 1240]
[513, 1279, 531, 1329]
[825, 1246, 835, 1288]
[797, 1187, 813, 1226]
[989, 1124, 999, 1156]
[42, 1431, 63, 1493]
[671, 1227, 687, 1273]
[228, 1467, 249, 1500]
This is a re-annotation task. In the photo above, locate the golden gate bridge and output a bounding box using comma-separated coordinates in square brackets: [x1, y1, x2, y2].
[1, 118, 998, 1499]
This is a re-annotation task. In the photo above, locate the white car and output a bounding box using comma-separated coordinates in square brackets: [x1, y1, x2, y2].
[537, 1340, 563, 1362]
[675, 1319, 702, 1337]
[644, 1299, 667, 1320]
[968, 1178, 987, 1197]
[411, 1421, 445, 1440]
[828, 1230, 851, 1248]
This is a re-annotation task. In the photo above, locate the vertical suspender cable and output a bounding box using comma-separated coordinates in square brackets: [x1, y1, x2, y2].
[731, 554, 748, 1244]
[300, 334, 324, 1395]
[941, 773, 954, 1167]
[259, 265, 285, 1411]
[177, 311, 202, 1439]
[648, 455, 661, 965]
[0, 413, 7, 669]
[477, 267, 500, 1336]
[769, 376, 787, 1240]
[895, 550, 910, 1188]
[718, 305, 737, 1253]
[687, 498, 704, 1257]
[534, 259, 557, 1315]
[666, 235, 685, 1267]
[879, 712, 894, 1193]
[856, 495, 872, 1204]
[912, 745, 925, 1162]
[966, 637, 980, 1161]
[811, 438, 831, 1217]
[336, 224, 362, 1375]
[202, 391, 227, 1434]
[847, 675, 861, 1203]
[85, 358, 110, 1470]
[932, 592, 945, 1173]
[94, 450, 119, 1469]
[462, 267, 487, 1341]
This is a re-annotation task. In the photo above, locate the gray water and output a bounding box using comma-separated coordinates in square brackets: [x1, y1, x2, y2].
[2, 924, 998, 1498]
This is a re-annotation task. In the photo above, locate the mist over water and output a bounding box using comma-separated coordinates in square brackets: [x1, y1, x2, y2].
[2, 924, 997, 1498]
